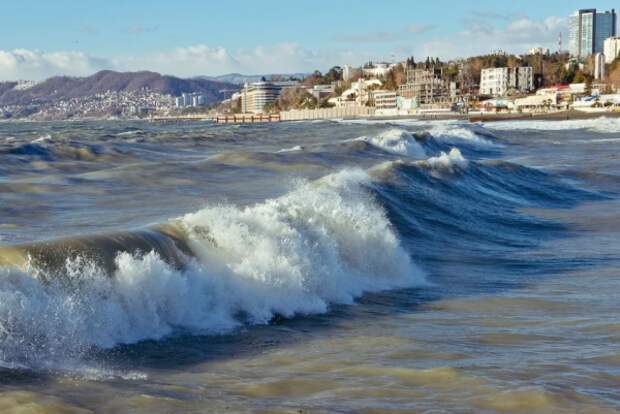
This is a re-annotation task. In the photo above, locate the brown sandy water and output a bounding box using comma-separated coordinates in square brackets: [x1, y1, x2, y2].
[0, 119, 619, 413]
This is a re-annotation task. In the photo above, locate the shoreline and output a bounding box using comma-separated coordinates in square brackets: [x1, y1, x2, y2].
[467, 110, 620, 123]
[3, 110, 620, 124]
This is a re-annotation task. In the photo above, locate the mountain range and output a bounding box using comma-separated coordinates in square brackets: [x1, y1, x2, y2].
[195, 72, 309, 85]
[0, 70, 239, 106]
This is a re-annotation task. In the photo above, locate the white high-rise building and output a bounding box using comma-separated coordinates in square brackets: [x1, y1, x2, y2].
[569, 9, 617, 58]
[604, 36, 620, 63]
[594, 53, 606, 80]
[342, 65, 353, 81]
[480, 67, 534, 97]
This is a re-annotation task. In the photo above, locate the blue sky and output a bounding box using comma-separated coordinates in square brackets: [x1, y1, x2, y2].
[0, 1, 618, 80]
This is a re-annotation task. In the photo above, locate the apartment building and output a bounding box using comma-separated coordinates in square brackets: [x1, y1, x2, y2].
[480, 67, 534, 97]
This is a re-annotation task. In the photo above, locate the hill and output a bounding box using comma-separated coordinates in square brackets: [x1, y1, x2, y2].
[0, 70, 239, 106]
[196, 72, 309, 85]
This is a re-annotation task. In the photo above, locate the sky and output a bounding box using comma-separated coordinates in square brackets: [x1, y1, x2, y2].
[0, 0, 618, 81]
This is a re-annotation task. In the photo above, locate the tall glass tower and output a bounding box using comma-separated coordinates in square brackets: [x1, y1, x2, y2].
[570, 9, 617, 58]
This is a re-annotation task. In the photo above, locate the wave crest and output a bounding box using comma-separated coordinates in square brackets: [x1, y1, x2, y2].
[356, 129, 426, 157]
[0, 169, 424, 369]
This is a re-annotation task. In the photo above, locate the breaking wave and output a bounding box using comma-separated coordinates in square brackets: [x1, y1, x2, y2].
[0, 169, 424, 369]
[355, 129, 426, 157]
[427, 124, 498, 147]
[484, 117, 620, 133]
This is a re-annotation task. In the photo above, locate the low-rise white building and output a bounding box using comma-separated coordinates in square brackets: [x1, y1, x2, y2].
[604, 36, 620, 63]
[528, 46, 549, 55]
[328, 78, 382, 107]
[480, 67, 534, 96]
[371, 90, 397, 109]
[362, 62, 399, 78]
[311, 84, 335, 101]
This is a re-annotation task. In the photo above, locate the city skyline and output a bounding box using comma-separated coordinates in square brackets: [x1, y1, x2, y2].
[1, 0, 620, 81]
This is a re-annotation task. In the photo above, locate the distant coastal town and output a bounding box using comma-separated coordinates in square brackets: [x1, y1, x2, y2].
[2, 7, 620, 122]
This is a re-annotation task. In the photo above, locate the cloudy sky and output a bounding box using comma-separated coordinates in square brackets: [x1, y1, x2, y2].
[0, 0, 617, 81]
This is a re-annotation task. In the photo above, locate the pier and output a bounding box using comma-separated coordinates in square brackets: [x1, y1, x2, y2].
[215, 114, 281, 124]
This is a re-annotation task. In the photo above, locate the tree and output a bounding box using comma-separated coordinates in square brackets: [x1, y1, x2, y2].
[573, 70, 586, 84]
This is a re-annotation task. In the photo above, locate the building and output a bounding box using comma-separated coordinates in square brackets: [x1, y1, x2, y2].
[569, 9, 617, 58]
[328, 78, 382, 107]
[479, 67, 534, 97]
[371, 90, 397, 109]
[594, 53, 606, 80]
[398, 67, 452, 108]
[362, 62, 399, 78]
[240, 81, 299, 113]
[311, 84, 335, 101]
[528, 46, 549, 55]
[604, 36, 620, 63]
[342, 65, 353, 81]
[175, 93, 208, 109]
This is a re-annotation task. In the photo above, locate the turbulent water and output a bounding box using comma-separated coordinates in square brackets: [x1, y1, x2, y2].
[0, 118, 619, 413]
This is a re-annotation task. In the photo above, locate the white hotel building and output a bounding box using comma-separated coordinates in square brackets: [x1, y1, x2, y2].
[241, 81, 298, 114]
[480, 67, 534, 97]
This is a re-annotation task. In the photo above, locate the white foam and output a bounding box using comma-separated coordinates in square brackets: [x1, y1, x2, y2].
[0, 169, 424, 370]
[356, 129, 426, 157]
[336, 118, 430, 126]
[426, 148, 469, 171]
[485, 117, 620, 133]
[117, 130, 144, 137]
[277, 145, 303, 153]
[31, 134, 52, 143]
[428, 124, 497, 147]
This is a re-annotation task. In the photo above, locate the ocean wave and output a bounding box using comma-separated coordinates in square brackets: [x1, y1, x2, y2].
[31, 134, 52, 143]
[0, 169, 425, 369]
[426, 148, 469, 171]
[335, 118, 430, 126]
[355, 129, 426, 157]
[484, 117, 620, 133]
[2, 141, 119, 162]
[277, 145, 304, 153]
[427, 124, 498, 147]
[116, 129, 145, 137]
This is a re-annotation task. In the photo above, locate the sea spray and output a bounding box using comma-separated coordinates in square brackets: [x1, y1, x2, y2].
[355, 129, 426, 157]
[0, 169, 425, 369]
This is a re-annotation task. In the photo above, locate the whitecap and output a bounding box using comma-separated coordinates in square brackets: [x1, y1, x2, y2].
[356, 129, 426, 157]
[426, 148, 469, 171]
[0, 169, 425, 370]
[485, 117, 620, 134]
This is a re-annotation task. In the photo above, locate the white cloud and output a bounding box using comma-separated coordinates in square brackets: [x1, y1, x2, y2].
[0, 43, 374, 81]
[0, 49, 109, 81]
[414, 15, 566, 59]
[0, 14, 569, 81]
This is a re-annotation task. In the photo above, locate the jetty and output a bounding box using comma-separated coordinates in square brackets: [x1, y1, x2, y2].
[215, 114, 281, 124]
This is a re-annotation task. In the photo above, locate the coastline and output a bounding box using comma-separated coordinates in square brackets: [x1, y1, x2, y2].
[467, 110, 620, 123]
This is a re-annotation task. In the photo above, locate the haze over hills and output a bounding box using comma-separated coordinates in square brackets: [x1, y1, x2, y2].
[0, 70, 239, 106]
[195, 73, 310, 85]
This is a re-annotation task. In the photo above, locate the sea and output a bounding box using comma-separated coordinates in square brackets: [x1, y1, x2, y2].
[0, 117, 619, 413]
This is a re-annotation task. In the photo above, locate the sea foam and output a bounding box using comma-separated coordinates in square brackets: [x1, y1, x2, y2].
[485, 117, 620, 133]
[0, 169, 424, 369]
[356, 129, 426, 157]
[426, 148, 469, 171]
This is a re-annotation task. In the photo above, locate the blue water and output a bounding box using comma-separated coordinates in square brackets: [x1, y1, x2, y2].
[0, 118, 619, 413]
